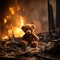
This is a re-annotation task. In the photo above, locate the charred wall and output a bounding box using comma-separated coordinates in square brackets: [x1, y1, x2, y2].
[56, 0, 60, 28]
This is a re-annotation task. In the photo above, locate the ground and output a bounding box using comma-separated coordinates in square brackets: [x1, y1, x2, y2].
[0, 36, 60, 60]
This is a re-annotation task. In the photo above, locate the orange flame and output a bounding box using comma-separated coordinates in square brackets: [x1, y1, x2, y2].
[20, 16, 24, 26]
[8, 29, 12, 35]
[8, 29, 12, 37]
[7, 16, 25, 38]
[6, 15, 10, 19]
[13, 16, 25, 37]
[2, 5, 26, 39]
[9, 7, 15, 15]
[4, 18, 7, 23]
[2, 36, 9, 40]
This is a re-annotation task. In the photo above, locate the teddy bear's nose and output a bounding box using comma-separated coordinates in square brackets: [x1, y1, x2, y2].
[26, 30, 31, 34]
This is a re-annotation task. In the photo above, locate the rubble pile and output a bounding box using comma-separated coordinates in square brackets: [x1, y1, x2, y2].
[0, 32, 60, 60]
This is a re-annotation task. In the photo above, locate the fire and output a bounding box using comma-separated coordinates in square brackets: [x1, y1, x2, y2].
[2, 16, 25, 39]
[20, 16, 24, 26]
[8, 29, 12, 35]
[6, 15, 10, 19]
[4, 18, 7, 23]
[19, 16, 25, 37]
[13, 16, 25, 37]
[1, 4, 25, 39]
[7, 16, 25, 38]
[8, 6, 25, 37]
[6, 16, 9, 18]
[9, 7, 15, 15]
[2, 36, 9, 40]
[13, 28, 25, 37]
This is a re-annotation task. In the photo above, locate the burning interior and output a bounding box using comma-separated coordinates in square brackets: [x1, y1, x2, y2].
[0, 0, 60, 60]
[0, 0, 43, 40]
[0, 3, 28, 39]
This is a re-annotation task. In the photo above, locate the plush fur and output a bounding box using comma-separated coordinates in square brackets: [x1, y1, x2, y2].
[20, 24, 39, 47]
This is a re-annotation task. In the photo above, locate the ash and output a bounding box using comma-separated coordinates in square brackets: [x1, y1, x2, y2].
[0, 32, 60, 60]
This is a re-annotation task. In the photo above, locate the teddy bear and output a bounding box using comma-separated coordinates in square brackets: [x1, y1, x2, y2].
[20, 24, 39, 47]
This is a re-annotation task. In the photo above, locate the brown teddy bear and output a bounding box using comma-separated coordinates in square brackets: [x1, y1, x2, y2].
[20, 24, 39, 47]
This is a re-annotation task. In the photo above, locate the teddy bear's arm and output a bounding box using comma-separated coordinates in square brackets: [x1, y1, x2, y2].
[32, 32, 39, 41]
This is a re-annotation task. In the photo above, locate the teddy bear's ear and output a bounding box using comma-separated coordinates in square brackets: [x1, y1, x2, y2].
[32, 24, 36, 29]
[21, 26, 27, 32]
[21, 26, 25, 30]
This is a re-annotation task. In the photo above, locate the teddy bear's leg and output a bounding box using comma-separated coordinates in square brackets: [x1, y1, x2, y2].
[20, 40, 28, 47]
[31, 41, 39, 47]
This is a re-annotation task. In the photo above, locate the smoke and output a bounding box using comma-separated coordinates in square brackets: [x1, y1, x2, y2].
[0, 0, 56, 38]
[21, 0, 56, 32]
[21, 0, 48, 32]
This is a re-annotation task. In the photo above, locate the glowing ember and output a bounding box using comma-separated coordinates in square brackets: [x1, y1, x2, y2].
[9, 7, 15, 15]
[6, 16, 9, 18]
[4, 18, 7, 23]
[2, 36, 9, 40]
[8, 29, 12, 35]
[6, 15, 10, 19]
